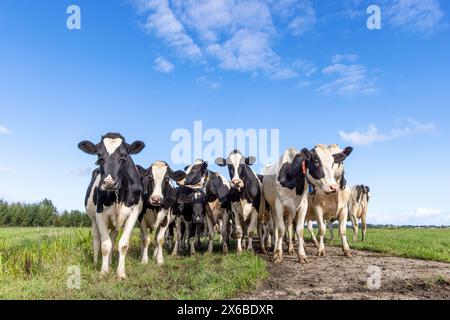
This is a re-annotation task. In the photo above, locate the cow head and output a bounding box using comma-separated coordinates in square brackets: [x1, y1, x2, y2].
[191, 190, 206, 224]
[184, 159, 208, 186]
[136, 161, 185, 206]
[78, 133, 145, 191]
[302, 144, 352, 194]
[215, 150, 256, 189]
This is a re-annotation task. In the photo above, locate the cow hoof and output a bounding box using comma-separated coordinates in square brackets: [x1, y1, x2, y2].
[313, 241, 320, 248]
[344, 251, 354, 257]
[298, 256, 309, 264]
[117, 273, 127, 280]
[317, 250, 326, 257]
[140, 259, 149, 264]
[288, 249, 295, 256]
[261, 248, 267, 255]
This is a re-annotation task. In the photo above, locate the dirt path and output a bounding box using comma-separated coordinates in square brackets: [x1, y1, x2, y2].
[241, 244, 450, 300]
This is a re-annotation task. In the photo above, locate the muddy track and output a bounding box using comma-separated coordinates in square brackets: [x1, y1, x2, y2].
[241, 244, 450, 300]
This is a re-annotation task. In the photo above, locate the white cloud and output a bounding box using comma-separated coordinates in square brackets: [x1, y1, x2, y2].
[384, 0, 445, 34]
[154, 56, 175, 73]
[132, 0, 317, 79]
[139, 0, 202, 60]
[318, 55, 378, 96]
[292, 58, 317, 77]
[0, 125, 12, 135]
[339, 118, 436, 146]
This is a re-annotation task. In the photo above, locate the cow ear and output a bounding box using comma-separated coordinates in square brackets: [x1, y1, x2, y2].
[128, 141, 145, 154]
[202, 161, 209, 171]
[343, 147, 353, 157]
[215, 157, 227, 167]
[78, 141, 97, 155]
[245, 156, 256, 166]
[333, 152, 347, 164]
[300, 148, 312, 160]
[184, 165, 190, 171]
[170, 170, 186, 182]
[136, 165, 147, 176]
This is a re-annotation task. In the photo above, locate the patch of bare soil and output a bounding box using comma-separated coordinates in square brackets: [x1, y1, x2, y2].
[241, 244, 450, 300]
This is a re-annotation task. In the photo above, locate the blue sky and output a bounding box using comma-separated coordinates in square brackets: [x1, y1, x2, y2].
[1, 0, 449, 225]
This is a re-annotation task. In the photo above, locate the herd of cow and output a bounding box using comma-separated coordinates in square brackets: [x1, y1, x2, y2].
[78, 133, 370, 279]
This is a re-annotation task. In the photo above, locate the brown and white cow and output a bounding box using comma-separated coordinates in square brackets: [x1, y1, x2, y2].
[263, 145, 352, 264]
[305, 144, 354, 257]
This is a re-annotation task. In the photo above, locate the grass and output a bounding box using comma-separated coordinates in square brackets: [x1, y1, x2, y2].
[0, 227, 268, 300]
[316, 227, 450, 263]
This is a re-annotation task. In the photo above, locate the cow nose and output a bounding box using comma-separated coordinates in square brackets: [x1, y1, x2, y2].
[151, 195, 162, 203]
[329, 184, 337, 192]
[232, 179, 241, 185]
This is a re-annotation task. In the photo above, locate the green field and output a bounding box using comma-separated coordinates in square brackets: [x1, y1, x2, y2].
[321, 227, 450, 263]
[0, 227, 267, 300]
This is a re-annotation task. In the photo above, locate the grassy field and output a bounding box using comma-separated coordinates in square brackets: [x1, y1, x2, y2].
[320, 227, 450, 263]
[0, 227, 268, 300]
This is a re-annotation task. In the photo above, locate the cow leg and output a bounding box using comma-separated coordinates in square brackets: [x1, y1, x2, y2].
[295, 202, 308, 264]
[96, 213, 112, 276]
[116, 205, 141, 279]
[339, 207, 353, 257]
[257, 220, 267, 254]
[206, 214, 215, 254]
[155, 210, 170, 265]
[221, 210, 230, 255]
[361, 215, 367, 242]
[314, 207, 326, 256]
[273, 200, 285, 263]
[189, 224, 197, 256]
[109, 228, 118, 267]
[307, 220, 320, 247]
[140, 219, 150, 264]
[350, 213, 359, 242]
[327, 220, 335, 242]
[171, 216, 182, 256]
[91, 220, 100, 264]
[235, 215, 244, 254]
[247, 208, 259, 252]
[286, 214, 294, 255]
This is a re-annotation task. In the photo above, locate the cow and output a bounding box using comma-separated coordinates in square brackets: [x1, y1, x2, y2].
[136, 161, 185, 265]
[215, 150, 267, 254]
[305, 144, 354, 257]
[263, 145, 352, 264]
[348, 185, 370, 241]
[79, 133, 145, 279]
[182, 159, 233, 254]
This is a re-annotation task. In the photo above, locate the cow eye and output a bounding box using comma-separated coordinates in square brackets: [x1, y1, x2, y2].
[314, 159, 320, 166]
[96, 156, 104, 165]
[120, 154, 127, 161]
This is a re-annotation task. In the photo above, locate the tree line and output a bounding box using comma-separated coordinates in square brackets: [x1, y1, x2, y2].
[0, 199, 90, 227]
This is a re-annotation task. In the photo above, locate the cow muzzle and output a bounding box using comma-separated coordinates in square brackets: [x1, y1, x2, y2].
[101, 176, 119, 191]
[150, 195, 162, 205]
[231, 179, 244, 188]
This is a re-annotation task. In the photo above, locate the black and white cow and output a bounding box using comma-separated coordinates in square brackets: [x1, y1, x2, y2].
[215, 150, 267, 254]
[79, 133, 145, 279]
[263, 145, 352, 264]
[348, 184, 370, 241]
[182, 159, 233, 254]
[136, 161, 185, 265]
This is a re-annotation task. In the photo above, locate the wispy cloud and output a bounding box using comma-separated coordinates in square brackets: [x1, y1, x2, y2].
[71, 166, 94, 177]
[318, 54, 378, 96]
[339, 118, 436, 146]
[384, 0, 445, 35]
[195, 76, 221, 89]
[131, 0, 316, 79]
[154, 56, 175, 73]
[0, 124, 12, 135]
